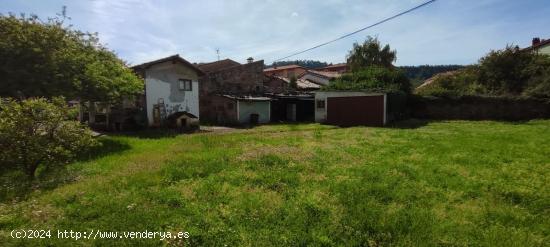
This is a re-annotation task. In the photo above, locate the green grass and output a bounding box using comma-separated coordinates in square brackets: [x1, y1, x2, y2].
[1, 120, 549, 246]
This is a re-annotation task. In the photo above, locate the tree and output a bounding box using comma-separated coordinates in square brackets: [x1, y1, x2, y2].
[414, 46, 550, 98]
[0, 97, 98, 179]
[0, 13, 143, 102]
[347, 36, 396, 71]
[324, 66, 411, 94]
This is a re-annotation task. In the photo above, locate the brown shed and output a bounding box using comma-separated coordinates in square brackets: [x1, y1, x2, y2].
[314, 91, 387, 127]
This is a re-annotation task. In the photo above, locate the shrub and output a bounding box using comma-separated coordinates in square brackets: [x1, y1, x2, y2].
[0, 97, 98, 179]
[415, 67, 482, 98]
[323, 66, 411, 94]
[415, 46, 550, 99]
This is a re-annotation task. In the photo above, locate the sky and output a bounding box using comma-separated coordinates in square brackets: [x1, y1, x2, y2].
[1, 0, 549, 66]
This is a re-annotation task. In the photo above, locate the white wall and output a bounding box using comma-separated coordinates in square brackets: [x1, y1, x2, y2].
[144, 61, 200, 126]
[237, 101, 271, 124]
[314, 91, 385, 123]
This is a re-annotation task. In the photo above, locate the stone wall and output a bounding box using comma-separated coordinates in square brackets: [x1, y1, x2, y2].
[199, 60, 288, 124]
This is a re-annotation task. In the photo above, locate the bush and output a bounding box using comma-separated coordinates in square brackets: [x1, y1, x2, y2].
[415, 46, 550, 99]
[0, 97, 98, 179]
[323, 66, 411, 94]
[415, 67, 483, 98]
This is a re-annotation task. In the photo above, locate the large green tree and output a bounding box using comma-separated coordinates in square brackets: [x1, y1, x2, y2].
[0, 13, 142, 102]
[346, 36, 396, 71]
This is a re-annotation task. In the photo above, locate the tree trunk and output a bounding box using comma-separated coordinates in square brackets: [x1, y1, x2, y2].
[78, 101, 84, 123]
[26, 162, 40, 180]
[88, 101, 96, 124]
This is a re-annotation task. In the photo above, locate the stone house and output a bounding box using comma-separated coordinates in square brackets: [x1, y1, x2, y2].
[198, 59, 287, 125]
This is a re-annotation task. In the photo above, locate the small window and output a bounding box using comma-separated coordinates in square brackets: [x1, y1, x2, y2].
[316, 100, 325, 109]
[178, 79, 192, 91]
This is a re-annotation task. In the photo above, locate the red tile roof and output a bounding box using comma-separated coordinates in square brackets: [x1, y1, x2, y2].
[523, 38, 550, 51]
[263, 64, 305, 72]
[197, 59, 241, 73]
[322, 63, 347, 69]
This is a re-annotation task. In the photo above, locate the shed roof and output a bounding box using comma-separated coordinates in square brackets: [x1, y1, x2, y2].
[221, 94, 272, 101]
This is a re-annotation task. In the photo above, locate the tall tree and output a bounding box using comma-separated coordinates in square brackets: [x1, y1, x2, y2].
[0, 13, 142, 102]
[346, 36, 396, 71]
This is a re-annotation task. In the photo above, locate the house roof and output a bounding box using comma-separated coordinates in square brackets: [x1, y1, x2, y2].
[263, 64, 305, 72]
[131, 54, 205, 75]
[305, 70, 342, 79]
[320, 63, 348, 69]
[197, 59, 241, 73]
[523, 38, 550, 51]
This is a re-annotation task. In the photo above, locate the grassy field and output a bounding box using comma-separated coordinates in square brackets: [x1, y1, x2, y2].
[1, 120, 549, 246]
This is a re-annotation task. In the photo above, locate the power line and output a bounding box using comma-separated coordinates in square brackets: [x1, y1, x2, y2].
[272, 0, 437, 62]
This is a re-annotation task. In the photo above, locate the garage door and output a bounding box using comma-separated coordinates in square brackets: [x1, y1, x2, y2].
[327, 96, 385, 127]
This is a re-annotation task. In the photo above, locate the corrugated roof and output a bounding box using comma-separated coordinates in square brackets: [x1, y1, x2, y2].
[306, 70, 342, 78]
[221, 94, 272, 101]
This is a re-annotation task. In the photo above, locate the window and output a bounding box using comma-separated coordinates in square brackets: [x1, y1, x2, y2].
[316, 100, 325, 109]
[178, 79, 192, 91]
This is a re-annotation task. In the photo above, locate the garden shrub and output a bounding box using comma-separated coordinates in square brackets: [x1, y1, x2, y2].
[0, 97, 98, 180]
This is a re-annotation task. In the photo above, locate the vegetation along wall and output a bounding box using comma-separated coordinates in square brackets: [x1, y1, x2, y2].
[409, 96, 550, 120]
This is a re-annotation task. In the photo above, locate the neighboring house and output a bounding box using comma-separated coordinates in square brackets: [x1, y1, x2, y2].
[263, 64, 307, 78]
[299, 70, 342, 86]
[314, 91, 387, 127]
[523, 37, 550, 55]
[318, 63, 349, 73]
[132, 54, 204, 128]
[199, 58, 278, 125]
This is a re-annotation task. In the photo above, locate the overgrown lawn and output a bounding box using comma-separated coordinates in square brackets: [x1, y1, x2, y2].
[1, 121, 549, 246]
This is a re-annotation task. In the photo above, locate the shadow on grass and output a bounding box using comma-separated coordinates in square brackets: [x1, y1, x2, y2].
[76, 137, 132, 162]
[0, 138, 132, 203]
[388, 119, 431, 129]
[106, 129, 193, 139]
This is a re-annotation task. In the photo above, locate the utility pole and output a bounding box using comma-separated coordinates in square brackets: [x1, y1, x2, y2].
[216, 48, 220, 61]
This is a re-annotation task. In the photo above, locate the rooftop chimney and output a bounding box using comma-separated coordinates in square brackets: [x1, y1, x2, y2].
[533, 37, 541, 46]
[247, 57, 254, 63]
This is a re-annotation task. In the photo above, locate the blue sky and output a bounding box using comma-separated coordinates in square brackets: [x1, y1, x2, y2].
[1, 0, 549, 66]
